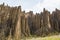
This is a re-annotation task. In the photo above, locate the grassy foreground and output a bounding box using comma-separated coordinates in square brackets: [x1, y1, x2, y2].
[22, 35, 60, 40]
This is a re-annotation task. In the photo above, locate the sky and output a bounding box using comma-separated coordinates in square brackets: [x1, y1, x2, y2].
[0, 0, 60, 13]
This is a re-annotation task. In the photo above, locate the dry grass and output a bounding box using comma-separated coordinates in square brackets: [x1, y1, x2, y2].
[21, 35, 60, 40]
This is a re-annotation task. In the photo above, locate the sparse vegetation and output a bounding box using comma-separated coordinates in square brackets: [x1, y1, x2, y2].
[25, 36, 60, 40]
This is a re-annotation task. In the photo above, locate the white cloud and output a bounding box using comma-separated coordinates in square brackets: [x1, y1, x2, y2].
[0, 0, 60, 13]
[32, 0, 60, 13]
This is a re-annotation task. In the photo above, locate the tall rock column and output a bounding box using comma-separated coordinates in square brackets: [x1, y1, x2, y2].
[25, 13, 30, 36]
[14, 6, 21, 40]
[21, 11, 26, 37]
[42, 8, 51, 35]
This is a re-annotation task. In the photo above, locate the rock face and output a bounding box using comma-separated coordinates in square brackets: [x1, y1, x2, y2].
[0, 3, 60, 39]
[14, 6, 21, 40]
[42, 9, 51, 33]
[50, 9, 60, 32]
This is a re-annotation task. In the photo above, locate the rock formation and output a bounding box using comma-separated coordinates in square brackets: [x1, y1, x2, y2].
[0, 3, 60, 39]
